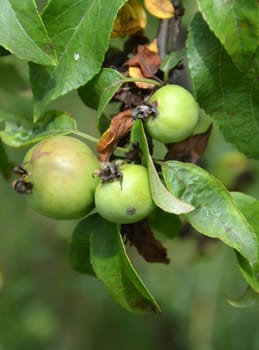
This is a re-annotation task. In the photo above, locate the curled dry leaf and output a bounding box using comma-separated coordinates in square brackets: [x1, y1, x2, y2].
[144, 0, 175, 19]
[127, 39, 161, 79]
[128, 66, 155, 89]
[111, 0, 147, 38]
[164, 125, 212, 163]
[122, 220, 170, 264]
[97, 109, 134, 162]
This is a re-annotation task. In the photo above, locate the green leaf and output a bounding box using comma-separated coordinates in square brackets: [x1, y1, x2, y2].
[187, 13, 259, 160]
[148, 207, 181, 239]
[196, 0, 259, 72]
[0, 0, 56, 65]
[231, 192, 259, 239]
[0, 139, 12, 179]
[0, 110, 77, 147]
[162, 161, 259, 266]
[78, 68, 126, 131]
[30, 0, 127, 119]
[69, 217, 95, 276]
[89, 214, 160, 313]
[160, 48, 186, 74]
[231, 192, 259, 291]
[79, 68, 124, 111]
[235, 252, 259, 292]
[228, 286, 259, 308]
[130, 120, 194, 214]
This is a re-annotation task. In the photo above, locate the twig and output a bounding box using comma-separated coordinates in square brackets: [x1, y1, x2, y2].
[157, 19, 170, 58]
[157, 1, 185, 57]
[170, 0, 185, 51]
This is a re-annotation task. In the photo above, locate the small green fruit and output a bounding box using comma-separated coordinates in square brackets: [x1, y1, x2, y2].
[22, 135, 99, 220]
[145, 84, 199, 143]
[95, 164, 155, 224]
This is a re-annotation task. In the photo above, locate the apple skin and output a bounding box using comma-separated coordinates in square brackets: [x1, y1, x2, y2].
[145, 84, 199, 143]
[23, 135, 99, 220]
[94, 164, 155, 224]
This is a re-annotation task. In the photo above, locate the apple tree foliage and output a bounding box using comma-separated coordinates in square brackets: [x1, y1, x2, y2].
[1, 0, 259, 313]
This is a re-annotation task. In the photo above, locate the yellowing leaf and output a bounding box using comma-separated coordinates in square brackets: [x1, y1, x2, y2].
[144, 0, 175, 19]
[111, 0, 147, 38]
[147, 39, 159, 53]
[129, 67, 155, 89]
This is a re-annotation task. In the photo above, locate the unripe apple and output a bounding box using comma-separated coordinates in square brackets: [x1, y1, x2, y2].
[145, 84, 199, 143]
[95, 164, 155, 224]
[20, 136, 99, 220]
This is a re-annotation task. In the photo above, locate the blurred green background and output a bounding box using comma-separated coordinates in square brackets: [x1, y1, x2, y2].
[1, 1, 259, 349]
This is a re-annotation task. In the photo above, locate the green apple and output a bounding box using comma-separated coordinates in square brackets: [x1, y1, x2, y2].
[95, 164, 155, 224]
[21, 135, 99, 220]
[145, 84, 199, 143]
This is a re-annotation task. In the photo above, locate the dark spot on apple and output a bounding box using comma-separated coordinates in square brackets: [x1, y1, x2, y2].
[127, 207, 136, 215]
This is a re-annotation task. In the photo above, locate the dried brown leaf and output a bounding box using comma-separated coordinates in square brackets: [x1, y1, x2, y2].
[114, 84, 146, 107]
[164, 125, 212, 163]
[122, 220, 170, 264]
[127, 40, 161, 78]
[97, 109, 134, 162]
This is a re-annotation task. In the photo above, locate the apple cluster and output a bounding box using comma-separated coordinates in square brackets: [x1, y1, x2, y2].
[13, 136, 154, 223]
[13, 84, 200, 224]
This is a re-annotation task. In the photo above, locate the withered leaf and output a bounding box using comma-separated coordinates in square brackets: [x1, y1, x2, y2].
[97, 109, 134, 162]
[126, 40, 161, 78]
[128, 66, 155, 89]
[164, 125, 212, 163]
[122, 220, 170, 264]
[111, 0, 147, 38]
[144, 0, 175, 19]
[114, 83, 146, 108]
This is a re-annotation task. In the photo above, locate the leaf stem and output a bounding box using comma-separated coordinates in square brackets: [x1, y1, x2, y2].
[71, 130, 129, 155]
[71, 130, 99, 144]
[121, 77, 162, 87]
